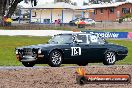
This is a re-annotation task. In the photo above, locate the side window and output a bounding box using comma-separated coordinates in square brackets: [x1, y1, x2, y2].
[32, 12, 37, 17]
[94, 9, 97, 14]
[109, 8, 114, 13]
[89, 35, 98, 44]
[89, 35, 105, 44]
[98, 37, 105, 44]
[76, 35, 87, 44]
[122, 8, 130, 14]
[100, 9, 103, 14]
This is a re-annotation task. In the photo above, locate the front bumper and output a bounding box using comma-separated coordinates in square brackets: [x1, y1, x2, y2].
[16, 54, 44, 62]
[116, 53, 128, 60]
[21, 56, 37, 62]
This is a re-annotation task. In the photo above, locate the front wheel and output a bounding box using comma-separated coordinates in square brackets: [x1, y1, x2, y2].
[48, 50, 63, 67]
[22, 62, 35, 67]
[103, 52, 116, 65]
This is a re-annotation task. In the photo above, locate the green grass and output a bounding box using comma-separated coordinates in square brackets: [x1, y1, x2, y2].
[0, 36, 50, 66]
[108, 39, 132, 65]
[0, 25, 74, 30]
[0, 36, 131, 66]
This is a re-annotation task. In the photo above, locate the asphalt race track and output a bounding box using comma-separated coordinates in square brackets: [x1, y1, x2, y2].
[0, 65, 131, 70]
[0, 65, 132, 88]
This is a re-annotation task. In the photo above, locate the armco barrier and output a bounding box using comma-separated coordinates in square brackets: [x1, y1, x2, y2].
[82, 31, 132, 39]
[0, 30, 131, 39]
[0, 30, 74, 36]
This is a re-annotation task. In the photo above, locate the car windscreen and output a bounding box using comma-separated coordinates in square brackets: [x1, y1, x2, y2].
[48, 34, 73, 44]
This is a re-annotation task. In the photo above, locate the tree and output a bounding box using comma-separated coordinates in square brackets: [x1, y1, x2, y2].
[14, 5, 24, 16]
[71, 2, 77, 6]
[54, 0, 77, 5]
[116, 0, 126, 2]
[83, 1, 88, 5]
[0, 0, 37, 26]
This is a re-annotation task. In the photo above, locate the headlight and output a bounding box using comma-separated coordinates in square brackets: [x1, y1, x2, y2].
[38, 49, 42, 54]
[16, 50, 19, 54]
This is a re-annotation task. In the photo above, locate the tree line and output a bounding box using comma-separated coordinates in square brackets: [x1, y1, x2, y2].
[0, 0, 37, 26]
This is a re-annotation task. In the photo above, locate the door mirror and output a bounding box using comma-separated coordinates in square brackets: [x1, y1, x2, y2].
[76, 40, 83, 43]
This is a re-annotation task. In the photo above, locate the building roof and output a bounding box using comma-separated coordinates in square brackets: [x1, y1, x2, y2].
[25, 2, 81, 10]
[81, 1, 132, 9]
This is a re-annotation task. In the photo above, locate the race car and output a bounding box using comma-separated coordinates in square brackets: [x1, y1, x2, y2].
[15, 32, 128, 67]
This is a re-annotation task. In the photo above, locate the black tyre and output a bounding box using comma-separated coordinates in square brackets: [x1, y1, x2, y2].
[48, 50, 63, 67]
[103, 52, 116, 65]
[22, 62, 35, 67]
[76, 76, 87, 85]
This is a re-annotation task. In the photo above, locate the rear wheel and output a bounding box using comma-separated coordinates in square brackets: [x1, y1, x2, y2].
[48, 50, 63, 67]
[22, 62, 35, 67]
[103, 52, 116, 65]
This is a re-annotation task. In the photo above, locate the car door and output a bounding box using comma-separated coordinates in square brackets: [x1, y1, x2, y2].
[86, 34, 107, 60]
[58, 34, 85, 60]
[60, 35, 82, 63]
[71, 34, 91, 60]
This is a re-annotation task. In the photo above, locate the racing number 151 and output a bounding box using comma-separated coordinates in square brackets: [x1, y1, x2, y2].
[71, 47, 81, 56]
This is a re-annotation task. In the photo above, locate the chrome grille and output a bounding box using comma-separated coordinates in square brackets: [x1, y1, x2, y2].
[23, 48, 33, 55]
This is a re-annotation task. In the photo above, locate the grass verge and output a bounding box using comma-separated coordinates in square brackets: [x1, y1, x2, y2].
[0, 36, 50, 66]
[0, 24, 132, 32]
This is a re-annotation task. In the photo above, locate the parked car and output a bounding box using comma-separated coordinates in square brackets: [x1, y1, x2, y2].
[11, 15, 23, 21]
[69, 18, 80, 26]
[15, 32, 128, 67]
[83, 18, 96, 26]
[69, 18, 96, 26]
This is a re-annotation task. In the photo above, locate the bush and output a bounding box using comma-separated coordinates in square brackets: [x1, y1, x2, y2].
[119, 18, 123, 23]
[124, 14, 132, 18]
